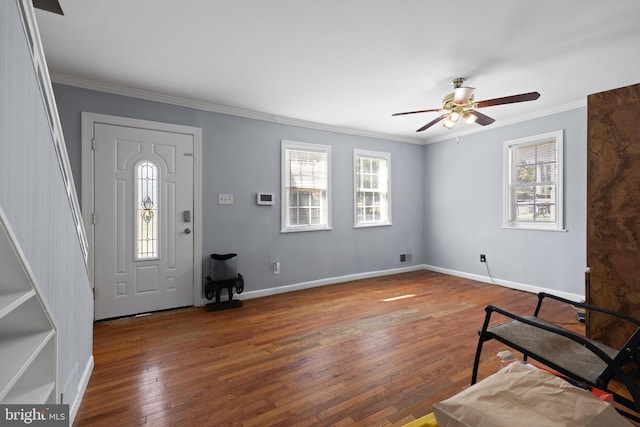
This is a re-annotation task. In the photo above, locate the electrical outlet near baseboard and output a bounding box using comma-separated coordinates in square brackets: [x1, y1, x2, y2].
[480, 254, 486, 263]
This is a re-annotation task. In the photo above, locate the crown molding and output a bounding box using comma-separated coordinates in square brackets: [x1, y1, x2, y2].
[51, 73, 585, 147]
[50, 73, 423, 145]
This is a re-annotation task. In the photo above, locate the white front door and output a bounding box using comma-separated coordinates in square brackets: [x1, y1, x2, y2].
[93, 123, 195, 320]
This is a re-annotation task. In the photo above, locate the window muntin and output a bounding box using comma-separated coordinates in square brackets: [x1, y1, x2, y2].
[136, 160, 159, 259]
[354, 149, 391, 227]
[504, 131, 564, 230]
[281, 141, 331, 232]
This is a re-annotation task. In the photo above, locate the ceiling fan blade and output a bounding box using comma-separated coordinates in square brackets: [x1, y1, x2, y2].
[32, 0, 63, 14]
[416, 114, 447, 132]
[471, 110, 496, 126]
[392, 108, 442, 117]
[475, 92, 540, 108]
[453, 87, 475, 104]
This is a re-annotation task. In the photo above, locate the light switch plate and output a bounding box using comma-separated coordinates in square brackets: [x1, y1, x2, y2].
[218, 193, 233, 205]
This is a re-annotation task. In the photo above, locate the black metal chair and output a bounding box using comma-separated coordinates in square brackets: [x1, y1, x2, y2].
[472, 292, 640, 421]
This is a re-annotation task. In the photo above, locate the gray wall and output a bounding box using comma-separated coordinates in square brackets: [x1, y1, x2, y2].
[53, 84, 426, 292]
[1, 0, 93, 412]
[424, 107, 587, 296]
[53, 83, 588, 298]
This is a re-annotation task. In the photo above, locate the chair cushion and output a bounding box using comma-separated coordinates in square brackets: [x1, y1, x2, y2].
[487, 316, 619, 384]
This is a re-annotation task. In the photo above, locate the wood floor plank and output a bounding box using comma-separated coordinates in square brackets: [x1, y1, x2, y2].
[74, 270, 598, 426]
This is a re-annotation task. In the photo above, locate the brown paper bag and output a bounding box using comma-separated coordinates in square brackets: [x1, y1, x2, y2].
[434, 362, 633, 427]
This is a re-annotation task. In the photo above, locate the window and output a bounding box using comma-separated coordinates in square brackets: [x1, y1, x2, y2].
[281, 141, 331, 232]
[503, 130, 564, 230]
[135, 160, 159, 259]
[354, 149, 391, 227]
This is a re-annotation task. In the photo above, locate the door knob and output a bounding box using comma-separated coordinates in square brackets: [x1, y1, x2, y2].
[184, 228, 191, 234]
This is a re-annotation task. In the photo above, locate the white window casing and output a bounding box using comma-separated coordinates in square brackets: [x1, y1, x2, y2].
[281, 140, 332, 233]
[503, 130, 564, 231]
[353, 149, 392, 228]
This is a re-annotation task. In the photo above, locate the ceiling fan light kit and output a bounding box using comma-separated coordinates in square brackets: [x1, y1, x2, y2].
[463, 111, 478, 124]
[393, 77, 540, 133]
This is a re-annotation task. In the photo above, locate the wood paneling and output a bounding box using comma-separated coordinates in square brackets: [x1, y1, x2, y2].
[587, 83, 640, 348]
[73, 271, 586, 426]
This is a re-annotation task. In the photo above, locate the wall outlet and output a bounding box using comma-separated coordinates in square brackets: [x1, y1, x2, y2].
[273, 262, 280, 275]
[480, 254, 486, 263]
[218, 193, 234, 205]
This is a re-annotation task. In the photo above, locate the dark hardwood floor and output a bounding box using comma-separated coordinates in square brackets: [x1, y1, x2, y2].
[74, 270, 587, 426]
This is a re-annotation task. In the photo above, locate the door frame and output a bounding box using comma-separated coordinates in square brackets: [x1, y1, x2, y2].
[81, 112, 203, 311]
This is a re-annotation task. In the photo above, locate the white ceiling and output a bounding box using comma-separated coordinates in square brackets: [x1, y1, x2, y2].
[35, 0, 640, 144]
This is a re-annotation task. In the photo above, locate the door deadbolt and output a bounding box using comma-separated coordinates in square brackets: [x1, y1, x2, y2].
[184, 228, 192, 234]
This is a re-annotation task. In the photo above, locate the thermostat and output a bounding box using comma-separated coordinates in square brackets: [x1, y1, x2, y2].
[256, 192, 275, 205]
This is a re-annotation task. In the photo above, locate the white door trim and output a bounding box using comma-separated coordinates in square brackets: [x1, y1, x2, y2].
[81, 112, 203, 309]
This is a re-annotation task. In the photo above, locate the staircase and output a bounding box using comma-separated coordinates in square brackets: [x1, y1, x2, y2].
[0, 0, 94, 420]
[0, 210, 56, 404]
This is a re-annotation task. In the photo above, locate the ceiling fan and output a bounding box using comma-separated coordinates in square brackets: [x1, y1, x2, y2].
[393, 78, 540, 132]
[32, 0, 63, 15]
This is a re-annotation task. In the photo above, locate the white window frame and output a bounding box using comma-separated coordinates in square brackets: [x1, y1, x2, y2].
[503, 130, 564, 231]
[353, 149, 392, 228]
[281, 140, 332, 233]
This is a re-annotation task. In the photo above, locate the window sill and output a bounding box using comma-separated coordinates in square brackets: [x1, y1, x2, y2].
[280, 226, 332, 234]
[354, 222, 392, 229]
[501, 225, 567, 232]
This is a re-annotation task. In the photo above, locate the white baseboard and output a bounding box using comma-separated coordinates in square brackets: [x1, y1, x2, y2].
[423, 264, 585, 302]
[197, 263, 585, 305]
[230, 265, 425, 301]
[69, 355, 94, 424]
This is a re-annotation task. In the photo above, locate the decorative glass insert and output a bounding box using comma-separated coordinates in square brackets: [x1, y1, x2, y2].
[136, 160, 159, 259]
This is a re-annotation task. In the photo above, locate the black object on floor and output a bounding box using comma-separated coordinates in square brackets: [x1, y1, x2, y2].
[204, 253, 244, 312]
[205, 299, 243, 312]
